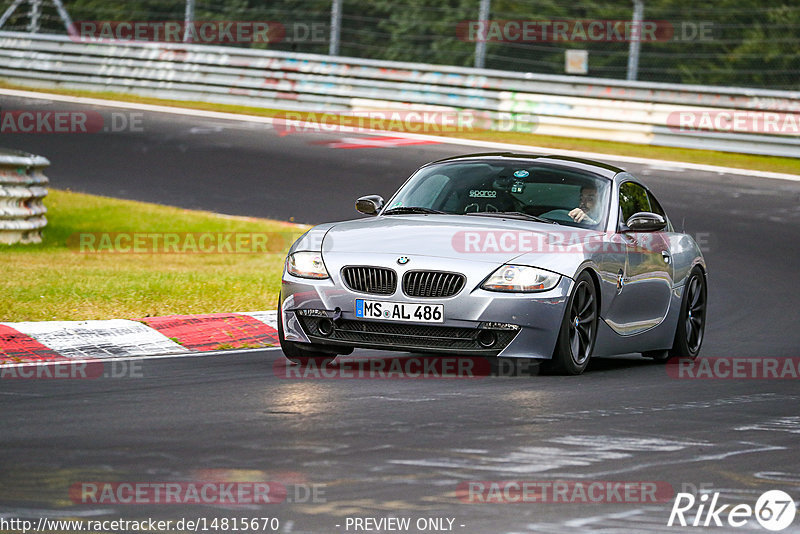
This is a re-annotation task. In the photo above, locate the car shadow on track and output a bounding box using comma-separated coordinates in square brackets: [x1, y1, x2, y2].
[585, 354, 660, 373]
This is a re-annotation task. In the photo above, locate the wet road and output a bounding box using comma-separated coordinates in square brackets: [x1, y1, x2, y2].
[1, 92, 800, 533]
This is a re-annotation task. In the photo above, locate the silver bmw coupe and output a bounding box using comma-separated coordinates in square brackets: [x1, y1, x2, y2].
[278, 153, 707, 374]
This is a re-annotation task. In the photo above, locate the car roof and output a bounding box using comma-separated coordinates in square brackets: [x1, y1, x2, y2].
[426, 152, 624, 179]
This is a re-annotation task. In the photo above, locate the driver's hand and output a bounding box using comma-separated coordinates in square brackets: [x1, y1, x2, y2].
[569, 208, 595, 224]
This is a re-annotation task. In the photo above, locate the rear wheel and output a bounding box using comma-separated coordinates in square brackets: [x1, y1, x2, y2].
[545, 271, 598, 375]
[669, 268, 707, 360]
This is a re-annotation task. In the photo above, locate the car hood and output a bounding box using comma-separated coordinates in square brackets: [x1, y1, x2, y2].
[320, 214, 599, 275]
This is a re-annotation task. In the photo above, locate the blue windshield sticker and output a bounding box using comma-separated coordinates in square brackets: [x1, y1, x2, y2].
[513, 169, 529, 178]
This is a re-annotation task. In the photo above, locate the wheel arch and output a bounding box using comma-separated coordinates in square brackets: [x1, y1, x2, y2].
[572, 265, 602, 315]
[693, 262, 707, 278]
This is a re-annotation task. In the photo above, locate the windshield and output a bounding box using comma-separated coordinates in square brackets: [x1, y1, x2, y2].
[384, 160, 612, 229]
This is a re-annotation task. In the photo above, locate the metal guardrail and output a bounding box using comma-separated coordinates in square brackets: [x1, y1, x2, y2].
[0, 148, 49, 244]
[0, 31, 798, 157]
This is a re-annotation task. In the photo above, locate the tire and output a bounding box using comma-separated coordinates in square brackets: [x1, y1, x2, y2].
[669, 268, 707, 360]
[545, 271, 599, 375]
[277, 295, 350, 364]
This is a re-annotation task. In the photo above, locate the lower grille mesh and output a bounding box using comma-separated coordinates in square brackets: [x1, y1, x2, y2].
[298, 317, 517, 355]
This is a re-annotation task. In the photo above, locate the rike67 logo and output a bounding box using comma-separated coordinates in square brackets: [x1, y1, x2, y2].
[668, 490, 796, 531]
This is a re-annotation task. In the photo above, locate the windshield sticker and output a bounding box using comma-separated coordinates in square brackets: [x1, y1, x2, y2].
[391, 201, 403, 208]
[513, 169, 529, 178]
[511, 181, 525, 193]
[469, 190, 497, 198]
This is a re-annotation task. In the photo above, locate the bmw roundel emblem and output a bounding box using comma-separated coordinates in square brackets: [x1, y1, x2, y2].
[397, 256, 410, 265]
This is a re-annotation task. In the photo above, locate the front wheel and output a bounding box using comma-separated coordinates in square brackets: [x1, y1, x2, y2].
[545, 271, 598, 375]
[669, 268, 707, 360]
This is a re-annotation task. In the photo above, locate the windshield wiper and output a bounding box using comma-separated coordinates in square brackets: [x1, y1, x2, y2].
[465, 211, 559, 224]
[382, 206, 446, 215]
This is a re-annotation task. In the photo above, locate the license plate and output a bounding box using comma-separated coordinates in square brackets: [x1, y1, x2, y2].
[355, 299, 444, 323]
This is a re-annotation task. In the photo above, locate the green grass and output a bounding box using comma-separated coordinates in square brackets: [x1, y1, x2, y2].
[2, 80, 798, 176]
[0, 189, 307, 322]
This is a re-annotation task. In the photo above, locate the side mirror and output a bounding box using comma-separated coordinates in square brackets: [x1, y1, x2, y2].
[625, 212, 667, 232]
[355, 195, 385, 216]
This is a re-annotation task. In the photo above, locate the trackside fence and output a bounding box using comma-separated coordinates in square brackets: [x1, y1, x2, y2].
[0, 32, 798, 157]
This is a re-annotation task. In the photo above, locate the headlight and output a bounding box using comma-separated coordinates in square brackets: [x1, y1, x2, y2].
[482, 265, 560, 292]
[286, 251, 329, 279]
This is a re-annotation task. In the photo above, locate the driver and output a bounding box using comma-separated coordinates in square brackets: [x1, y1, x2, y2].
[568, 185, 601, 225]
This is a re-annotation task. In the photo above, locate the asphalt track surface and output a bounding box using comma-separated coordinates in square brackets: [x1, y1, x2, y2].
[2, 94, 800, 533]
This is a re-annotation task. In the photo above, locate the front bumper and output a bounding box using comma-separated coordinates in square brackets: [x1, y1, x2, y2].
[280, 254, 572, 359]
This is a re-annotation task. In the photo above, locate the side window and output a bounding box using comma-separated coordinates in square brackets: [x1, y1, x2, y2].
[619, 182, 650, 225]
[647, 191, 666, 217]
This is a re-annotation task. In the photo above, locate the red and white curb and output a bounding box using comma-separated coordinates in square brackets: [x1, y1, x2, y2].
[0, 311, 279, 365]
